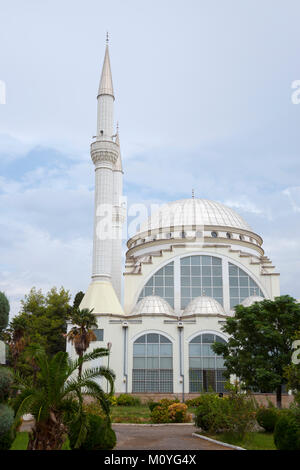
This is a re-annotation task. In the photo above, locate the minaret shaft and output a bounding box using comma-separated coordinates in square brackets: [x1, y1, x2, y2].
[97, 95, 114, 138]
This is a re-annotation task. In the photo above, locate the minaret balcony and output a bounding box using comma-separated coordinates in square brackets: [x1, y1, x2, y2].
[91, 139, 119, 167]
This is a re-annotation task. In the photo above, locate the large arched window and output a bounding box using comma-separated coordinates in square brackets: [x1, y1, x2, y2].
[181, 255, 223, 309]
[132, 333, 173, 393]
[189, 333, 226, 393]
[138, 262, 174, 308]
[229, 263, 264, 308]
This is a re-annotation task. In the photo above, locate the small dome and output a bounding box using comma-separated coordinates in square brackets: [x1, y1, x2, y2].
[183, 296, 225, 316]
[241, 295, 264, 307]
[132, 296, 174, 316]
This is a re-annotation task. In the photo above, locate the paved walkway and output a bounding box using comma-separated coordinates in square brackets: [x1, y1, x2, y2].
[113, 424, 234, 450]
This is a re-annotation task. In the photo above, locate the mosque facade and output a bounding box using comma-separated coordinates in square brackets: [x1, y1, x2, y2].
[67, 42, 280, 397]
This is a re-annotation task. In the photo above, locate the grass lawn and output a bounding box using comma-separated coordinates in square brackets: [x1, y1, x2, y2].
[197, 431, 276, 450]
[110, 405, 195, 423]
[10, 432, 70, 450]
[10, 432, 29, 450]
[110, 405, 152, 423]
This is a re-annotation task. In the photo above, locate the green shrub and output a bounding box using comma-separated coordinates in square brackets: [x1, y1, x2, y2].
[0, 403, 15, 450]
[194, 390, 256, 439]
[150, 405, 170, 423]
[274, 411, 300, 450]
[256, 407, 279, 432]
[194, 393, 221, 431]
[105, 394, 117, 406]
[148, 401, 160, 412]
[0, 367, 13, 403]
[83, 401, 106, 418]
[69, 413, 116, 450]
[185, 396, 203, 408]
[116, 394, 141, 406]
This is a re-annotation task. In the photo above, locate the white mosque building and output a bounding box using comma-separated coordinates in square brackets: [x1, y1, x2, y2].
[67, 41, 280, 398]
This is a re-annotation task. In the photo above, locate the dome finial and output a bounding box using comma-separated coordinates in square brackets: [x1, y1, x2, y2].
[106, 31, 109, 44]
[192, 188, 195, 199]
[202, 289, 206, 296]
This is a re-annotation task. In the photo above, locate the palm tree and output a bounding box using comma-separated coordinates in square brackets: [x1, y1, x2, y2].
[23, 343, 44, 385]
[67, 308, 98, 378]
[13, 348, 115, 450]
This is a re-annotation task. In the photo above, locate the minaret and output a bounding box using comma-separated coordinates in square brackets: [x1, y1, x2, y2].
[80, 37, 124, 315]
[112, 124, 125, 300]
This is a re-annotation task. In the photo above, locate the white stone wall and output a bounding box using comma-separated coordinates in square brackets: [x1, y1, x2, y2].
[67, 314, 228, 394]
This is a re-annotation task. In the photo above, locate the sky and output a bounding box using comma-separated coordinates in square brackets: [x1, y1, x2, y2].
[0, 0, 300, 317]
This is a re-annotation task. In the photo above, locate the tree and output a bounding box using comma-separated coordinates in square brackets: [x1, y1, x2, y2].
[12, 287, 71, 358]
[0, 292, 10, 334]
[73, 291, 85, 310]
[212, 296, 300, 408]
[4, 315, 28, 371]
[13, 348, 114, 450]
[67, 308, 97, 378]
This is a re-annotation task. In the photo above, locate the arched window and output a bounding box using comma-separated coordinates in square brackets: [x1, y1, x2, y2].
[180, 256, 223, 309]
[138, 262, 174, 308]
[132, 333, 173, 393]
[229, 263, 264, 308]
[189, 333, 226, 393]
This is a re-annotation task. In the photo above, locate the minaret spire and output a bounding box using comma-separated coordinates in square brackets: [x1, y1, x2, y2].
[98, 37, 114, 99]
[96, 36, 115, 138]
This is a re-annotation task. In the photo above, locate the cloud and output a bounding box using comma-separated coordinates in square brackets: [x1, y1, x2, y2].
[1, 1, 300, 315]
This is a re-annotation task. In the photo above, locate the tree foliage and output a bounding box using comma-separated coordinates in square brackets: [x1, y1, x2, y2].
[67, 308, 97, 378]
[0, 292, 10, 333]
[212, 295, 300, 407]
[12, 347, 115, 450]
[73, 291, 85, 310]
[4, 287, 71, 372]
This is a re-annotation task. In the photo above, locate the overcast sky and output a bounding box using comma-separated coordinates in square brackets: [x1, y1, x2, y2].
[1, 0, 300, 317]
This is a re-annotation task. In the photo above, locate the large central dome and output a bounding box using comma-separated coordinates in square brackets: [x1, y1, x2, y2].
[139, 198, 252, 233]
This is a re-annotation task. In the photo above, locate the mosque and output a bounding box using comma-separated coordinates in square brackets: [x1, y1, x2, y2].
[67, 41, 280, 397]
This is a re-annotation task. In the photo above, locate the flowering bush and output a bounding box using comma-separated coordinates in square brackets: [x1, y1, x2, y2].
[148, 398, 179, 413]
[150, 405, 170, 424]
[168, 403, 191, 423]
[150, 398, 189, 423]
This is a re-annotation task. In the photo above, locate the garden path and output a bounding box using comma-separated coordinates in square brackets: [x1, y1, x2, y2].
[112, 424, 234, 450]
